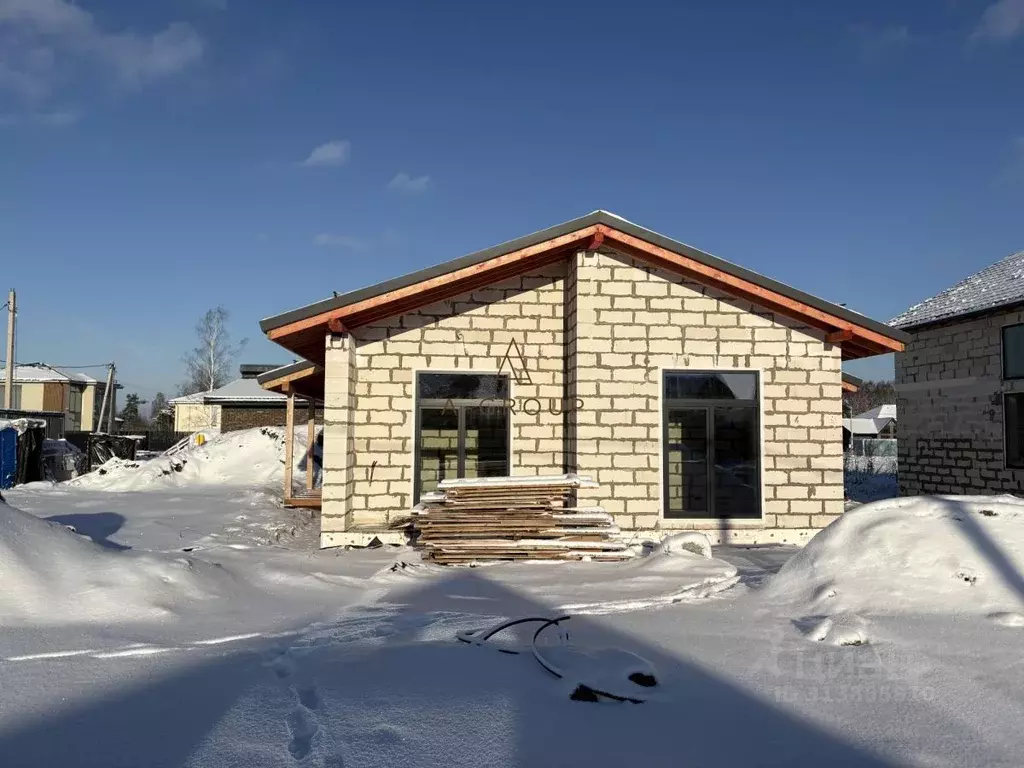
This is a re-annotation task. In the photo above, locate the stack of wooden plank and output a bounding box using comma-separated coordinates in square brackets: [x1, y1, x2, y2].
[411, 474, 632, 564]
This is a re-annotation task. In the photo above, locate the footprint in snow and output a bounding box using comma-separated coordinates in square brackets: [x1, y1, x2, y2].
[266, 650, 295, 679]
[297, 684, 321, 711]
[286, 706, 318, 760]
[793, 613, 870, 646]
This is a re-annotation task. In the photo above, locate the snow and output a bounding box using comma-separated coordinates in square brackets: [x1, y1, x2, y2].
[0, 363, 98, 383]
[0, 498, 244, 625]
[2, 464, 1024, 765]
[767, 495, 1024, 617]
[66, 426, 304, 492]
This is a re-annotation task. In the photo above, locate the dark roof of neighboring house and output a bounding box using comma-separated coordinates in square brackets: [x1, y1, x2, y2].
[260, 210, 909, 348]
[239, 363, 285, 379]
[890, 249, 1024, 330]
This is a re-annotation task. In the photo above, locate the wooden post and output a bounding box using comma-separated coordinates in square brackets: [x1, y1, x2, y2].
[284, 386, 295, 501]
[306, 399, 316, 491]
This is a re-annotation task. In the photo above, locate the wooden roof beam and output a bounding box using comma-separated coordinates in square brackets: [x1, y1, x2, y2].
[267, 226, 598, 341]
[601, 228, 904, 355]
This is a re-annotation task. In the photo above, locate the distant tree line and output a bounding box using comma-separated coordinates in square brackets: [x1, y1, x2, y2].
[843, 380, 896, 416]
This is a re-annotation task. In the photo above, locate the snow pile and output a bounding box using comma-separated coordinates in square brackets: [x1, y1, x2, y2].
[767, 495, 1024, 621]
[69, 426, 310, 492]
[0, 498, 241, 625]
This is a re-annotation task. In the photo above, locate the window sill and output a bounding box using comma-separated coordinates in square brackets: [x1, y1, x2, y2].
[659, 517, 764, 529]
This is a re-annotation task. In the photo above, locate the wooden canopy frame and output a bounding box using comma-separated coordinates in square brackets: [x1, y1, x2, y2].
[263, 221, 906, 365]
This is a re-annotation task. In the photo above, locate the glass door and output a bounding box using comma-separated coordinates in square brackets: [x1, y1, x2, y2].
[665, 408, 710, 517]
[663, 371, 760, 519]
[417, 408, 460, 497]
[414, 373, 511, 502]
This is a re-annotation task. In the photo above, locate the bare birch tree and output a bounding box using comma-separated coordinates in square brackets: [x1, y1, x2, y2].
[181, 307, 247, 394]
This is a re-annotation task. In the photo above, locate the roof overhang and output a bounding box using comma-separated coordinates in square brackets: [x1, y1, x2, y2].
[260, 211, 909, 365]
[841, 372, 863, 393]
[257, 361, 324, 401]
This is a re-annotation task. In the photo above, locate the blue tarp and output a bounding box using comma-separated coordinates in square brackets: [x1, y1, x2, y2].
[0, 427, 16, 490]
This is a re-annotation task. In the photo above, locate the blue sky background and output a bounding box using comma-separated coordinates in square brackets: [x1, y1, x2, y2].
[2, 0, 1023, 403]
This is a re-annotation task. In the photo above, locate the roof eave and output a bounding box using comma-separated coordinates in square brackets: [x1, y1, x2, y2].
[260, 210, 908, 351]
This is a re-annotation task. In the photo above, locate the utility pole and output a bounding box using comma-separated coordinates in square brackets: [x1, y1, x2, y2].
[97, 363, 114, 434]
[3, 290, 14, 410]
[106, 363, 116, 434]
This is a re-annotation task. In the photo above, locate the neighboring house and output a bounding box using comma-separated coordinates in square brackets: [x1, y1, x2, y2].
[0, 363, 110, 432]
[171, 364, 319, 434]
[844, 404, 897, 439]
[259, 210, 907, 548]
[892, 248, 1024, 495]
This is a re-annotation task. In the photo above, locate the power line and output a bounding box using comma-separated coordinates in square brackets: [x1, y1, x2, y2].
[0, 361, 113, 369]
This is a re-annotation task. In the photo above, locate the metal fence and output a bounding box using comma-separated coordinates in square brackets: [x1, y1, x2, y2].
[0, 409, 66, 440]
[848, 437, 897, 458]
[65, 430, 192, 455]
[845, 438, 897, 476]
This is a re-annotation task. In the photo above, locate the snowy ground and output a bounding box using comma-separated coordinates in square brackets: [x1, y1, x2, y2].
[845, 453, 898, 503]
[1, 432, 1023, 767]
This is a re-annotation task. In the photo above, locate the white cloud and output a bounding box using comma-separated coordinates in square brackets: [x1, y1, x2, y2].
[313, 233, 362, 249]
[388, 172, 430, 193]
[300, 140, 350, 168]
[0, 0, 204, 100]
[972, 0, 1024, 43]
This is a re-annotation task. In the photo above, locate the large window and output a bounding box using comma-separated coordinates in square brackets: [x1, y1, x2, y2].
[0, 384, 22, 410]
[663, 371, 760, 519]
[1003, 324, 1024, 380]
[414, 373, 510, 501]
[1005, 393, 1024, 468]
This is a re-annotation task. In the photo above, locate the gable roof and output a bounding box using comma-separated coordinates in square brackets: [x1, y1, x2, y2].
[0, 363, 98, 384]
[855, 404, 896, 421]
[890, 250, 1024, 330]
[170, 377, 290, 406]
[261, 210, 908, 364]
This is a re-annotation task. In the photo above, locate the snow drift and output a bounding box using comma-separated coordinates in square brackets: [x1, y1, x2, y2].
[382, 539, 739, 615]
[0, 497, 243, 625]
[767, 495, 1024, 618]
[69, 426, 312, 492]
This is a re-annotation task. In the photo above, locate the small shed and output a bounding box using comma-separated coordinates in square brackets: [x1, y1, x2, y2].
[0, 418, 46, 489]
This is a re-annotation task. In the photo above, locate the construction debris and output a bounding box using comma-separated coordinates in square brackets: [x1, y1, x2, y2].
[412, 474, 632, 564]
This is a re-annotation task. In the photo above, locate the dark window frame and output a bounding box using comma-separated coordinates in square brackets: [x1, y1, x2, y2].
[662, 370, 762, 520]
[1004, 392, 1024, 469]
[1002, 323, 1024, 381]
[413, 371, 511, 503]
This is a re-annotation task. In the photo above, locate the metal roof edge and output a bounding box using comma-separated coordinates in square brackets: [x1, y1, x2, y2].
[255, 360, 320, 385]
[259, 210, 908, 345]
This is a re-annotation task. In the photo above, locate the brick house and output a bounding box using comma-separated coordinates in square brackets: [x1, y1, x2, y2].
[259, 211, 906, 548]
[171, 364, 321, 434]
[891, 248, 1024, 495]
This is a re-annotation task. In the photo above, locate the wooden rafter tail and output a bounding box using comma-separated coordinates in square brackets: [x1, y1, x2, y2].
[826, 329, 854, 344]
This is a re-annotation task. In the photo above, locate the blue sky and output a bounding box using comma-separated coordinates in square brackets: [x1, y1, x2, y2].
[2, 0, 1023, 401]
